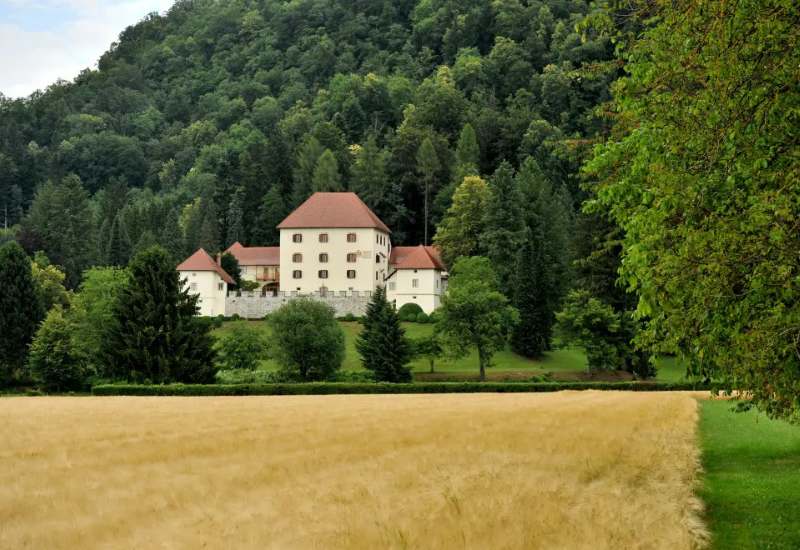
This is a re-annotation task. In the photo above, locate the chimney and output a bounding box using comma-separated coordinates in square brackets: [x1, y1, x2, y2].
[217, 253, 222, 266]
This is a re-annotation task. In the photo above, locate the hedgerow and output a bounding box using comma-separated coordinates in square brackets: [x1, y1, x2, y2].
[92, 381, 708, 396]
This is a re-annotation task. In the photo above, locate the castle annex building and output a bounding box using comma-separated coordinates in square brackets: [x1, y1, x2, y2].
[177, 192, 447, 316]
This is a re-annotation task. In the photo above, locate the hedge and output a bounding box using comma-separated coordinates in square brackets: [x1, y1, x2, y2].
[92, 381, 709, 396]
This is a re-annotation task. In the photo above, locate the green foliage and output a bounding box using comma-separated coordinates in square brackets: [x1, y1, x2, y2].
[416, 137, 441, 244]
[72, 267, 129, 375]
[312, 149, 343, 192]
[437, 257, 519, 381]
[482, 161, 524, 291]
[92, 381, 708, 396]
[220, 252, 242, 288]
[416, 312, 430, 324]
[554, 290, 625, 372]
[103, 247, 217, 384]
[0, 241, 45, 384]
[355, 285, 413, 382]
[28, 307, 86, 392]
[586, 0, 799, 419]
[413, 333, 443, 373]
[213, 323, 269, 371]
[106, 213, 132, 267]
[30, 257, 73, 311]
[511, 227, 552, 358]
[268, 299, 345, 381]
[433, 176, 490, 267]
[397, 302, 424, 318]
[252, 185, 286, 246]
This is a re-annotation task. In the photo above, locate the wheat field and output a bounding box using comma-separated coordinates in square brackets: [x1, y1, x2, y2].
[0, 392, 706, 549]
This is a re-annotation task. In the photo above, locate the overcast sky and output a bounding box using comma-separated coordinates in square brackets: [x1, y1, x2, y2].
[0, 0, 175, 98]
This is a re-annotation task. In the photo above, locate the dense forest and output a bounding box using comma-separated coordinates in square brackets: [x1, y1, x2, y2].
[0, 0, 616, 288]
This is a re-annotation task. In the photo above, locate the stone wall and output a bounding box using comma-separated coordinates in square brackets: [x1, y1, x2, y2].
[225, 290, 372, 319]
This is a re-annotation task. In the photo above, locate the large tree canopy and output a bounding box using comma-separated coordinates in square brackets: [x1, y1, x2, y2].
[587, 0, 800, 420]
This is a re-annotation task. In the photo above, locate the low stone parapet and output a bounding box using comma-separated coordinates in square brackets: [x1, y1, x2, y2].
[225, 291, 371, 319]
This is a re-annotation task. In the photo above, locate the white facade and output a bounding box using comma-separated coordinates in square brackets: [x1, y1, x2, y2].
[179, 270, 228, 316]
[386, 268, 445, 313]
[279, 227, 391, 294]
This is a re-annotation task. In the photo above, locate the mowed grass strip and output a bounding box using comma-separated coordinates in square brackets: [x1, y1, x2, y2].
[0, 393, 705, 549]
[700, 401, 800, 549]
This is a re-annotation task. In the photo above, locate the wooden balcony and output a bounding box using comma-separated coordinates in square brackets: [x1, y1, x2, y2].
[256, 271, 280, 282]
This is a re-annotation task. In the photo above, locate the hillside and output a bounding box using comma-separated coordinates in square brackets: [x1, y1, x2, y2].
[0, 0, 615, 285]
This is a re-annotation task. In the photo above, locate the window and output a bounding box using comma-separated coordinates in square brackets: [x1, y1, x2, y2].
[293, 270, 302, 279]
[376, 271, 379, 281]
[292, 233, 302, 243]
[190, 282, 198, 291]
[347, 270, 356, 279]
[436, 280, 439, 289]
[389, 282, 396, 291]
[412, 279, 419, 288]
[319, 233, 328, 243]
[293, 253, 302, 263]
[376, 255, 381, 263]
[347, 233, 356, 243]
[218, 283, 224, 291]
[318, 270, 328, 279]
[319, 253, 328, 263]
[347, 253, 357, 263]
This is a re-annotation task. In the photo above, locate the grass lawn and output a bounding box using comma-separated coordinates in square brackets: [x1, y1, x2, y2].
[699, 400, 800, 549]
[213, 321, 684, 382]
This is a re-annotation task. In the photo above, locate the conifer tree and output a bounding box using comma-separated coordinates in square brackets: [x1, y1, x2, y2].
[161, 208, 185, 262]
[198, 198, 220, 253]
[293, 136, 324, 206]
[225, 191, 244, 247]
[416, 138, 440, 245]
[220, 251, 242, 289]
[512, 227, 553, 357]
[482, 162, 524, 292]
[350, 135, 387, 208]
[106, 213, 132, 267]
[252, 185, 286, 246]
[433, 176, 490, 268]
[434, 123, 480, 222]
[312, 149, 343, 192]
[103, 246, 216, 384]
[355, 285, 413, 382]
[0, 241, 45, 385]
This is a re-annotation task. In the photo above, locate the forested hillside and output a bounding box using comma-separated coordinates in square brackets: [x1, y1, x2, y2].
[0, 0, 615, 287]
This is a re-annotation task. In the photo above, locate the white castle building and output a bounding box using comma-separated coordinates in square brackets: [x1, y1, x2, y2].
[177, 192, 447, 316]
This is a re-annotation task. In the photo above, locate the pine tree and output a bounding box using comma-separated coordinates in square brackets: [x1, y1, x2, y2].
[133, 230, 158, 254]
[355, 286, 413, 382]
[434, 124, 480, 222]
[433, 176, 490, 268]
[0, 241, 45, 385]
[106, 213, 132, 267]
[252, 185, 286, 246]
[312, 149, 343, 192]
[103, 246, 217, 384]
[350, 135, 387, 208]
[220, 251, 242, 288]
[512, 227, 553, 357]
[416, 138, 441, 245]
[293, 136, 324, 206]
[226, 191, 245, 247]
[198, 198, 220, 253]
[161, 208, 185, 262]
[9, 185, 24, 226]
[483, 162, 525, 292]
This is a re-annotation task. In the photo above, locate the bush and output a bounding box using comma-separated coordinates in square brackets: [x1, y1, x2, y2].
[397, 302, 424, 318]
[212, 317, 223, 329]
[416, 312, 430, 323]
[428, 312, 440, 323]
[92, 381, 711, 396]
[213, 324, 269, 371]
[344, 313, 356, 322]
[405, 314, 418, 323]
[231, 313, 242, 321]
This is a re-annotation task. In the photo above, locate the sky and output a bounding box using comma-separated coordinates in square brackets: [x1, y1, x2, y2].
[0, 0, 176, 98]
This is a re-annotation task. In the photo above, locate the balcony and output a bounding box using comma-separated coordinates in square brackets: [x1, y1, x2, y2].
[256, 270, 280, 282]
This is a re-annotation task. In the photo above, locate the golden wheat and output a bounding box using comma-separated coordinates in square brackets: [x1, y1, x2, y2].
[0, 392, 706, 549]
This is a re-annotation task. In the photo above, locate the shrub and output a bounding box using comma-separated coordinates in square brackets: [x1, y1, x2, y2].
[416, 312, 430, 323]
[92, 381, 711, 396]
[231, 313, 242, 321]
[213, 324, 269, 371]
[428, 312, 441, 323]
[397, 302, 423, 318]
[406, 314, 418, 323]
[212, 317, 223, 329]
[269, 299, 345, 381]
[344, 313, 356, 322]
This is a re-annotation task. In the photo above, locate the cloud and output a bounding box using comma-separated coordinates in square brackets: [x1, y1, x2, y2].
[0, 0, 175, 98]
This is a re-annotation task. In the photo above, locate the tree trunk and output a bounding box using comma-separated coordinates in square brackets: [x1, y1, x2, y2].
[429, 359, 434, 373]
[423, 180, 429, 245]
[478, 348, 486, 382]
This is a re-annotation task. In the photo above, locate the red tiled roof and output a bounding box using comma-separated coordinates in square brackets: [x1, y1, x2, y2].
[277, 192, 391, 233]
[176, 249, 236, 285]
[225, 242, 280, 266]
[390, 245, 446, 270]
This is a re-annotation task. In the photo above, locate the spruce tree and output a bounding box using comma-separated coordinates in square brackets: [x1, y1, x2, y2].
[0, 241, 45, 385]
[434, 123, 480, 222]
[416, 138, 440, 245]
[252, 185, 286, 246]
[103, 246, 217, 384]
[312, 149, 343, 192]
[106, 213, 132, 267]
[293, 136, 324, 206]
[161, 208, 185, 262]
[350, 135, 387, 208]
[226, 191, 244, 247]
[512, 227, 553, 357]
[483, 162, 525, 292]
[220, 251, 242, 288]
[355, 286, 413, 382]
[198, 198, 220, 253]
